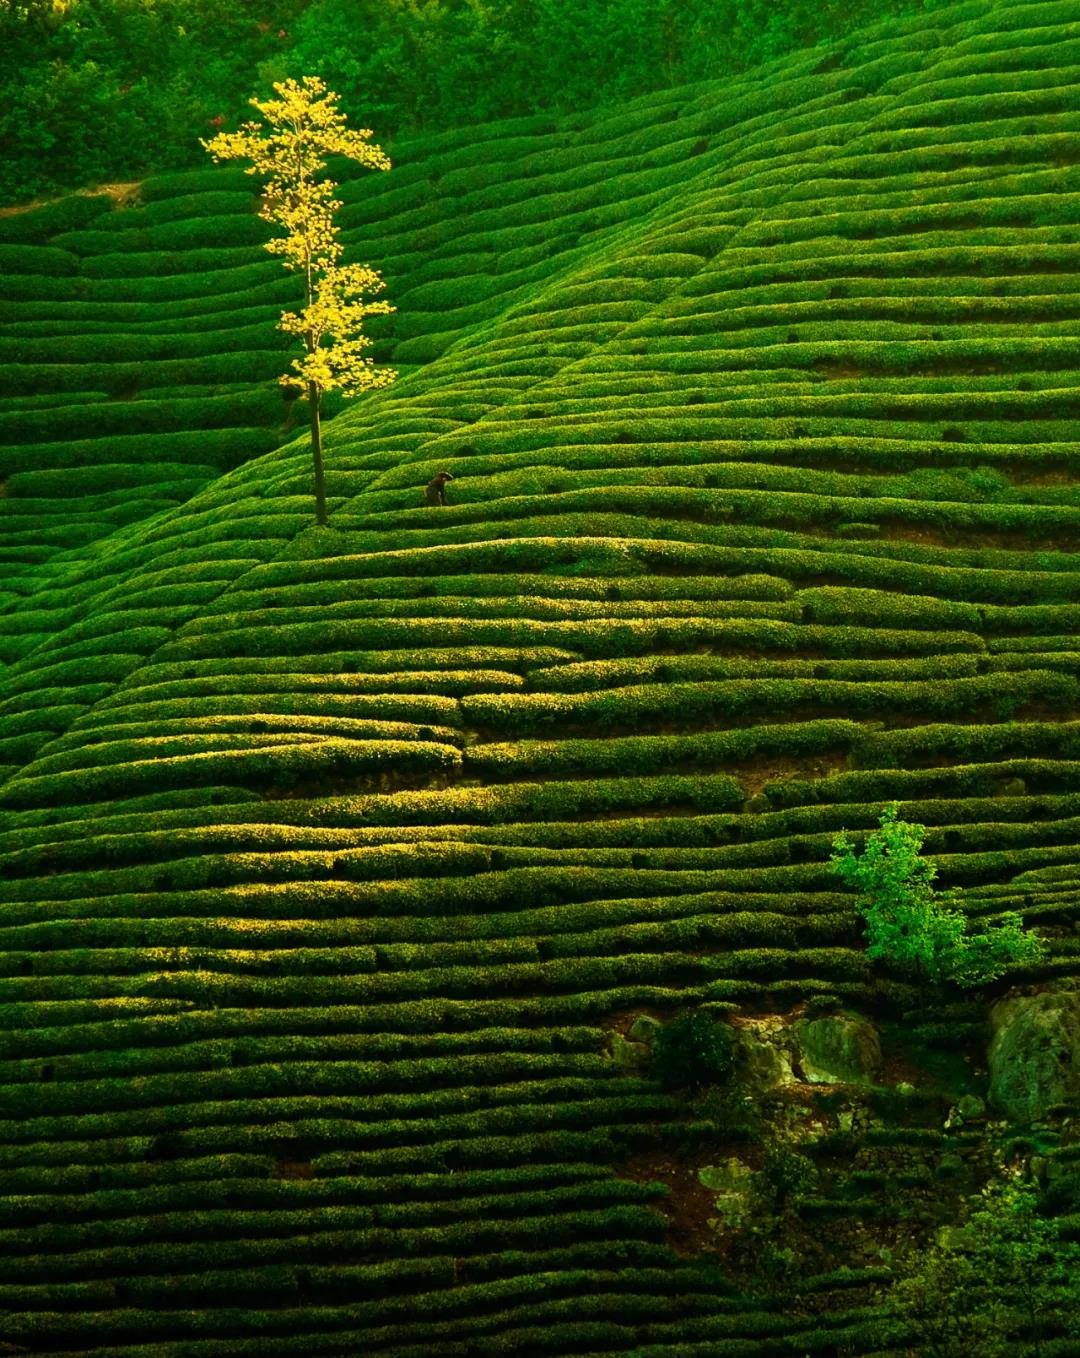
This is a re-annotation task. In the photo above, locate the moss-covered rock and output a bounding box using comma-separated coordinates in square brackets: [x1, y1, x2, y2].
[732, 1019, 796, 1092]
[987, 989, 1080, 1121]
[699, 1157, 755, 1230]
[608, 1032, 651, 1072]
[956, 1093, 986, 1121]
[627, 1014, 663, 1044]
[794, 1013, 882, 1086]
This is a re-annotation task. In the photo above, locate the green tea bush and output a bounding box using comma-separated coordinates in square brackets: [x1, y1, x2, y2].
[52, 215, 269, 256]
[0, 245, 78, 276]
[2, 8, 1080, 1349]
[0, 194, 111, 242]
[649, 1010, 735, 1091]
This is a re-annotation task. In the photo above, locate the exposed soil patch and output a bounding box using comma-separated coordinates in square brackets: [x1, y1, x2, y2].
[0, 180, 140, 217]
[272, 1158, 315, 1180]
[1012, 698, 1080, 725]
[96, 181, 142, 207]
[881, 522, 1079, 553]
[577, 805, 697, 822]
[619, 1144, 729, 1258]
[988, 528, 1079, 552]
[878, 523, 948, 549]
[1014, 467, 1076, 487]
[876, 1042, 935, 1091]
[261, 766, 457, 802]
[812, 362, 868, 380]
[739, 751, 850, 798]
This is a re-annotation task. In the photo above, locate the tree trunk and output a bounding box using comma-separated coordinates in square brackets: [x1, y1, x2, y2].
[308, 381, 327, 525]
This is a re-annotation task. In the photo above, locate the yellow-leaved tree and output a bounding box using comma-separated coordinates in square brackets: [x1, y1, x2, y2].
[202, 75, 396, 525]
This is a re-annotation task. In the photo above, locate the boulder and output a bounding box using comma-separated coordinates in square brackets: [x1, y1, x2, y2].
[628, 1015, 663, 1044]
[988, 989, 1080, 1121]
[957, 1093, 986, 1122]
[609, 1033, 651, 1072]
[731, 1016, 796, 1091]
[794, 1013, 882, 1086]
[699, 1158, 755, 1230]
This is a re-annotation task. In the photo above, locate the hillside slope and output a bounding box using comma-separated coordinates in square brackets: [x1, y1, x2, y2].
[1, 0, 1080, 1351]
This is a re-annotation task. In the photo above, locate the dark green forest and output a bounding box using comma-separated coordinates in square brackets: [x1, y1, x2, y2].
[1, 0, 953, 203]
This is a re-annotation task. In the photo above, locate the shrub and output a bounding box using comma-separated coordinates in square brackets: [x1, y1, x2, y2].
[830, 804, 1046, 987]
[728, 1141, 825, 1301]
[650, 1009, 735, 1091]
[688, 1084, 761, 1143]
[876, 1170, 1080, 1357]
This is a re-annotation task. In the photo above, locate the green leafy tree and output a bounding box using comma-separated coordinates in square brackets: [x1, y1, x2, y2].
[829, 804, 1044, 987]
[880, 1170, 1080, 1357]
[203, 74, 395, 526]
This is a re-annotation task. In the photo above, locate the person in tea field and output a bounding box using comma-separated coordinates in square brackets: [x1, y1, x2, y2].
[424, 470, 455, 505]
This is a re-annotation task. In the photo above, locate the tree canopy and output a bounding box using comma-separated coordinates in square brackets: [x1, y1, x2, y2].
[203, 74, 396, 524]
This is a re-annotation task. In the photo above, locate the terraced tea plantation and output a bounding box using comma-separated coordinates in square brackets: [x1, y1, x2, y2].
[2, 0, 1080, 1351]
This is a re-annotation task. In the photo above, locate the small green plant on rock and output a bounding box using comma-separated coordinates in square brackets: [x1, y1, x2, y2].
[650, 1010, 735, 1091]
[829, 804, 1045, 987]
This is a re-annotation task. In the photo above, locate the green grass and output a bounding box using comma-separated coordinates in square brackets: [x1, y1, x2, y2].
[1, 0, 1079, 1351]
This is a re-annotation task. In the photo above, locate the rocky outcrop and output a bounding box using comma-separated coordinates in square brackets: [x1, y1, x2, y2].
[731, 1015, 797, 1091]
[628, 1015, 663, 1044]
[793, 1013, 882, 1086]
[988, 988, 1080, 1121]
[698, 1158, 755, 1230]
[609, 1032, 651, 1071]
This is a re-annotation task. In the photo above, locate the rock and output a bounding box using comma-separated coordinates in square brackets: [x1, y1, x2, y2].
[609, 1034, 650, 1072]
[794, 1013, 882, 1086]
[628, 1015, 663, 1044]
[988, 989, 1080, 1121]
[698, 1159, 752, 1192]
[957, 1093, 986, 1121]
[699, 1157, 754, 1230]
[836, 1108, 859, 1133]
[732, 1023, 795, 1091]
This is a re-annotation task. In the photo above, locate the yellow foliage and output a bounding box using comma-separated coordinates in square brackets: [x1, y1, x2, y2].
[279, 262, 398, 398]
[202, 75, 390, 183]
[201, 74, 395, 402]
